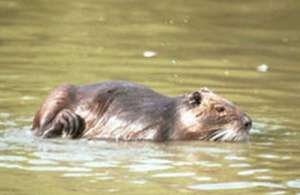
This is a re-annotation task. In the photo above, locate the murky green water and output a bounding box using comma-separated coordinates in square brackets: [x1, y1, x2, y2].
[0, 0, 300, 194]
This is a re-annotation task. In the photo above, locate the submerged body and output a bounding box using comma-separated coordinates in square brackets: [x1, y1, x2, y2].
[32, 81, 252, 142]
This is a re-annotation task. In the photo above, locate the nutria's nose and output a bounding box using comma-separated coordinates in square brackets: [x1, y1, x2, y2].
[242, 114, 252, 131]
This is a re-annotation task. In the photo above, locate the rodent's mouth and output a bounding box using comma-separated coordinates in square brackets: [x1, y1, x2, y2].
[201, 127, 250, 142]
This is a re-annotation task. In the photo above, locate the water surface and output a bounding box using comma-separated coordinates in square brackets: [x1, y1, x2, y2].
[0, 0, 300, 194]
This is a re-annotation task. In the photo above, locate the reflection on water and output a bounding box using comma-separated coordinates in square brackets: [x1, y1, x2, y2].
[0, 0, 300, 194]
[189, 181, 284, 190]
[0, 123, 299, 194]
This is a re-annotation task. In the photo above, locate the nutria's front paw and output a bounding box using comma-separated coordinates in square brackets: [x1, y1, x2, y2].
[58, 109, 85, 138]
[41, 109, 85, 139]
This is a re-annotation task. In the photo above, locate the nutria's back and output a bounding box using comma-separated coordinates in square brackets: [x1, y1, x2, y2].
[75, 81, 178, 141]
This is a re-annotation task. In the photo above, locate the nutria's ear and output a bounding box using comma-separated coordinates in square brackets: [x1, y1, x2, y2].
[189, 91, 202, 106]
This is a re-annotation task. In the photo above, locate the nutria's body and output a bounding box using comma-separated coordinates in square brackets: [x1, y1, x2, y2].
[32, 81, 252, 142]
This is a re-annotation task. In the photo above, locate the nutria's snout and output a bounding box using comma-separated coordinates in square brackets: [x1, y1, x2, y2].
[241, 113, 252, 131]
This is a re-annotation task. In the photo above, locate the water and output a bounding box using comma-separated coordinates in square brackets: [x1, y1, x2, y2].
[0, 0, 300, 194]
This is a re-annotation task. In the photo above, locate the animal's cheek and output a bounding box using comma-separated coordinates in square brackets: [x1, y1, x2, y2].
[218, 111, 228, 118]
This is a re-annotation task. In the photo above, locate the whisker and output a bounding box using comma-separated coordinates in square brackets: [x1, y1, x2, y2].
[203, 127, 249, 142]
[209, 129, 227, 141]
[205, 129, 222, 140]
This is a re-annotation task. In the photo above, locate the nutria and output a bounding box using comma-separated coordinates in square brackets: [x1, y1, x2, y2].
[32, 81, 252, 142]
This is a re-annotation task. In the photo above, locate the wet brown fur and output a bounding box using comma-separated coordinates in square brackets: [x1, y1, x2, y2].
[32, 81, 252, 142]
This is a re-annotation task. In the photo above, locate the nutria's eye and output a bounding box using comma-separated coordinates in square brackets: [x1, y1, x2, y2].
[215, 106, 225, 113]
[189, 91, 202, 106]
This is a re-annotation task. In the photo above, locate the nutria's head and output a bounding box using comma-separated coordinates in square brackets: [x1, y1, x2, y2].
[174, 88, 252, 142]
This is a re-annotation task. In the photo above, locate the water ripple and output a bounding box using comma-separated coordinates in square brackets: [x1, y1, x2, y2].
[128, 163, 172, 172]
[189, 181, 285, 191]
[238, 169, 270, 176]
[0, 155, 27, 161]
[287, 179, 300, 189]
[152, 172, 195, 178]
